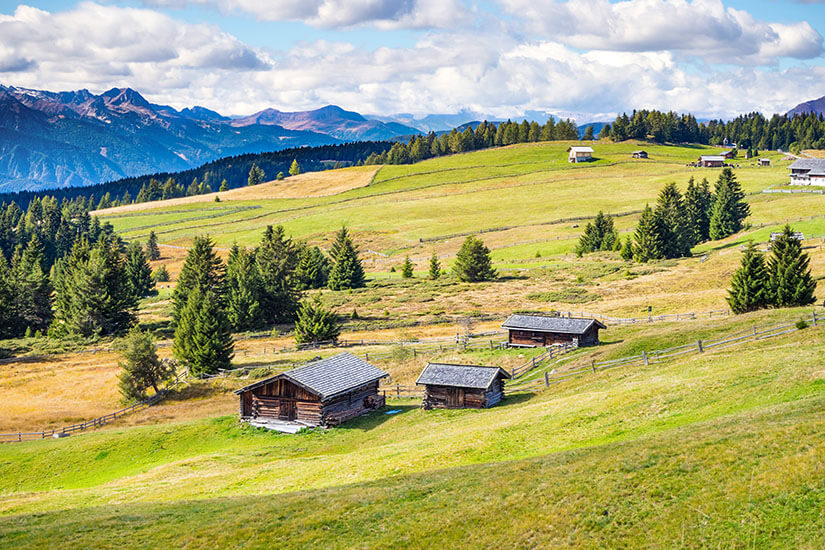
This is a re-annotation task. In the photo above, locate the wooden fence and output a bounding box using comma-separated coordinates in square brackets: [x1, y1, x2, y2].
[507, 312, 820, 392]
[510, 342, 578, 378]
[0, 373, 186, 443]
[379, 384, 423, 399]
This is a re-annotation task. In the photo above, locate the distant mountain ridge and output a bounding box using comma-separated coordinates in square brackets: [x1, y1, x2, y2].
[787, 94, 825, 117]
[0, 86, 422, 192]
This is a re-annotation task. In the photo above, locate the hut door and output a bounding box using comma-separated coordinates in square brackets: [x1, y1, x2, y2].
[447, 388, 464, 408]
[279, 400, 296, 421]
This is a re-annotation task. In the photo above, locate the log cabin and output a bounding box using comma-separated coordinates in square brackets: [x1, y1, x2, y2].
[416, 363, 511, 409]
[759, 158, 771, 167]
[788, 159, 825, 185]
[631, 150, 648, 159]
[502, 314, 605, 347]
[698, 155, 725, 167]
[234, 352, 389, 428]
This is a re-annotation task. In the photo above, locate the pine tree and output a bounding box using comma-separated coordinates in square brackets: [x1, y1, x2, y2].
[289, 159, 301, 177]
[173, 235, 226, 324]
[582, 125, 595, 141]
[453, 236, 497, 282]
[226, 244, 263, 331]
[256, 225, 300, 322]
[11, 237, 53, 334]
[576, 211, 618, 256]
[219, 180, 228, 192]
[327, 226, 366, 290]
[399, 256, 414, 278]
[247, 163, 265, 186]
[152, 264, 170, 282]
[118, 328, 174, 402]
[620, 236, 634, 261]
[125, 241, 153, 299]
[145, 230, 161, 261]
[173, 287, 234, 376]
[683, 177, 710, 246]
[655, 182, 691, 258]
[294, 293, 340, 346]
[727, 242, 770, 314]
[767, 225, 816, 308]
[0, 253, 14, 338]
[429, 252, 441, 280]
[709, 168, 750, 240]
[294, 244, 330, 290]
[632, 204, 663, 262]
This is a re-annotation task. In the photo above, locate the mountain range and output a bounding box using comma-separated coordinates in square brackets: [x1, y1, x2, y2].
[787, 93, 825, 117]
[0, 86, 421, 192]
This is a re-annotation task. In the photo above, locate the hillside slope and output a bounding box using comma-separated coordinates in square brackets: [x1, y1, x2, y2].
[787, 93, 825, 117]
[1, 308, 823, 547]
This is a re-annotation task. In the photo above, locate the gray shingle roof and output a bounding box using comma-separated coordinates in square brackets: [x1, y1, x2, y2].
[700, 155, 725, 162]
[234, 352, 388, 400]
[502, 314, 605, 334]
[416, 363, 511, 389]
[789, 159, 825, 171]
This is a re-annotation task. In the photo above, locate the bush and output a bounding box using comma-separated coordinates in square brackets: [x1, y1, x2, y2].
[796, 320, 809, 330]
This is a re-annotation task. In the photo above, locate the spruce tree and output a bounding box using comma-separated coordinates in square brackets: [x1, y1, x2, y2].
[294, 244, 330, 290]
[247, 163, 265, 186]
[173, 235, 226, 324]
[727, 242, 770, 314]
[401, 256, 414, 278]
[256, 225, 300, 322]
[289, 159, 301, 177]
[294, 293, 340, 346]
[173, 287, 234, 376]
[152, 264, 170, 282]
[620, 236, 634, 261]
[767, 225, 816, 307]
[576, 211, 618, 256]
[709, 168, 750, 240]
[632, 205, 664, 263]
[683, 177, 710, 246]
[0, 253, 14, 338]
[12, 237, 53, 334]
[429, 252, 441, 280]
[226, 244, 263, 331]
[125, 241, 154, 299]
[453, 236, 497, 282]
[655, 182, 691, 258]
[145, 230, 161, 261]
[328, 226, 366, 290]
[219, 180, 229, 192]
[118, 328, 174, 402]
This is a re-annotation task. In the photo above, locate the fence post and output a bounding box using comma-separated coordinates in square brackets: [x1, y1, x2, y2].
[365, 352, 369, 361]
[544, 372, 549, 387]
[591, 360, 596, 374]
[396, 384, 400, 399]
[813, 311, 818, 327]
[753, 325, 757, 340]
[697, 339, 703, 353]
[642, 351, 648, 366]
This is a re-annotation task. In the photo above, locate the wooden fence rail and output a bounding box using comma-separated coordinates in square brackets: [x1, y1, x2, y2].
[0, 373, 186, 443]
[508, 313, 820, 392]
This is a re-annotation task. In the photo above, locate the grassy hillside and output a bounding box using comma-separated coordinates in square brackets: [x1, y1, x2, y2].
[1, 307, 824, 547]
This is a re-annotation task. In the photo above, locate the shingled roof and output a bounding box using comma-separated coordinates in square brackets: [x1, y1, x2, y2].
[234, 352, 388, 400]
[416, 363, 511, 389]
[789, 159, 825, 171]
[502, 314, 606, 335]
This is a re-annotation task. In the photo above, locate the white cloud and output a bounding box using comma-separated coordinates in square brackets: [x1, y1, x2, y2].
[497, 0, 823, 65]
[0, 1, 822, 121]
[141, 0, 472, 30]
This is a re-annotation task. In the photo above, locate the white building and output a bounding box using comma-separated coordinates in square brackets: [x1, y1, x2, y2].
[788, 159, 825, 185]
[567, 146, 594, 163]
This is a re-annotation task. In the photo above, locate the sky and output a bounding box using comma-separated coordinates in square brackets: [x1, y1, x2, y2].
[0, 0, 824, 121]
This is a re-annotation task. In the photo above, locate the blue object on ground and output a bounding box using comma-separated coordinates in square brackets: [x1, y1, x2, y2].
[385, 409, 402, 415]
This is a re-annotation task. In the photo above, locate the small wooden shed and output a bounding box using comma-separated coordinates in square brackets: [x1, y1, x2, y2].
[502, 314, 605, 347]
[698, 155, 725, 168]
[234, 352, 389, 427]
[632, 150, 648, 159]
[759, 158, 771, 167]
[416, 363, 511, 409]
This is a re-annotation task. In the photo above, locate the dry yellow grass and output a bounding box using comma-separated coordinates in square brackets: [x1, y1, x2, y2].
[802, 150, 825, 159]
[94, 166, 379, 215]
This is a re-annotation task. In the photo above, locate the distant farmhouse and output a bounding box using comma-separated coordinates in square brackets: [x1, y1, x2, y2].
[568, 146, 594, 163]
[720, 150, 737, 160]
[235, 352, 388, 429]
[502, 314, 605, 347]
[416, 363, 511, 409]
[698, 155, 725, 168]
[770, 231, 804, 242]
[632, 150, 648, 159]
[759, 158, 771, 167]
[788, 159, 825, 185]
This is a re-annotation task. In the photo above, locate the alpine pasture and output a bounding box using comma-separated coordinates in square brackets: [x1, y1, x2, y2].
[2, 139, 825, 548]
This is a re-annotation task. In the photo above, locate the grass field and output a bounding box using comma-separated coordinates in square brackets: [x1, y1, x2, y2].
[3, 141, 825, 547]
[1, 307, 824, 547]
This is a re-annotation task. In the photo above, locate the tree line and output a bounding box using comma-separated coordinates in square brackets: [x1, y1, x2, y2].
[603, 109, 825, 151]
[577, 168, 749, 262]
[364, 119, 580, 165]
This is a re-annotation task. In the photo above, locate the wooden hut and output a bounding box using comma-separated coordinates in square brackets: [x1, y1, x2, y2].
[416, 363, 511, 409]
[502, 314, 605, 347]
[759, 158, 771, 167]
[698, 155, 725, 168]
[631, 150, 648, 159]
[234, 352, 389, 427]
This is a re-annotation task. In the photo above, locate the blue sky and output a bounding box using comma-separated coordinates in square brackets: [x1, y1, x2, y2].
[0, 0, 823, 120]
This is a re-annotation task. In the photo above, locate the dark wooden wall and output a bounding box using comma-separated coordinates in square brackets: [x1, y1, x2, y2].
[422, 379, 505, 410]
[508, 326, 600, 347]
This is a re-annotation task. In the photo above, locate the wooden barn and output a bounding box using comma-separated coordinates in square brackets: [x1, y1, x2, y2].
[502, 314, 605, 347]
[568, 146, 594, 163]
[759, 158, 771, 167]
[720, 150, 737, 160]
[416, 363, 511, 409]
[234, 352, 389, 428]
[631, 150, 648, 159]
[788, 159, 825, 185]
[698, 155, 725, 168]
